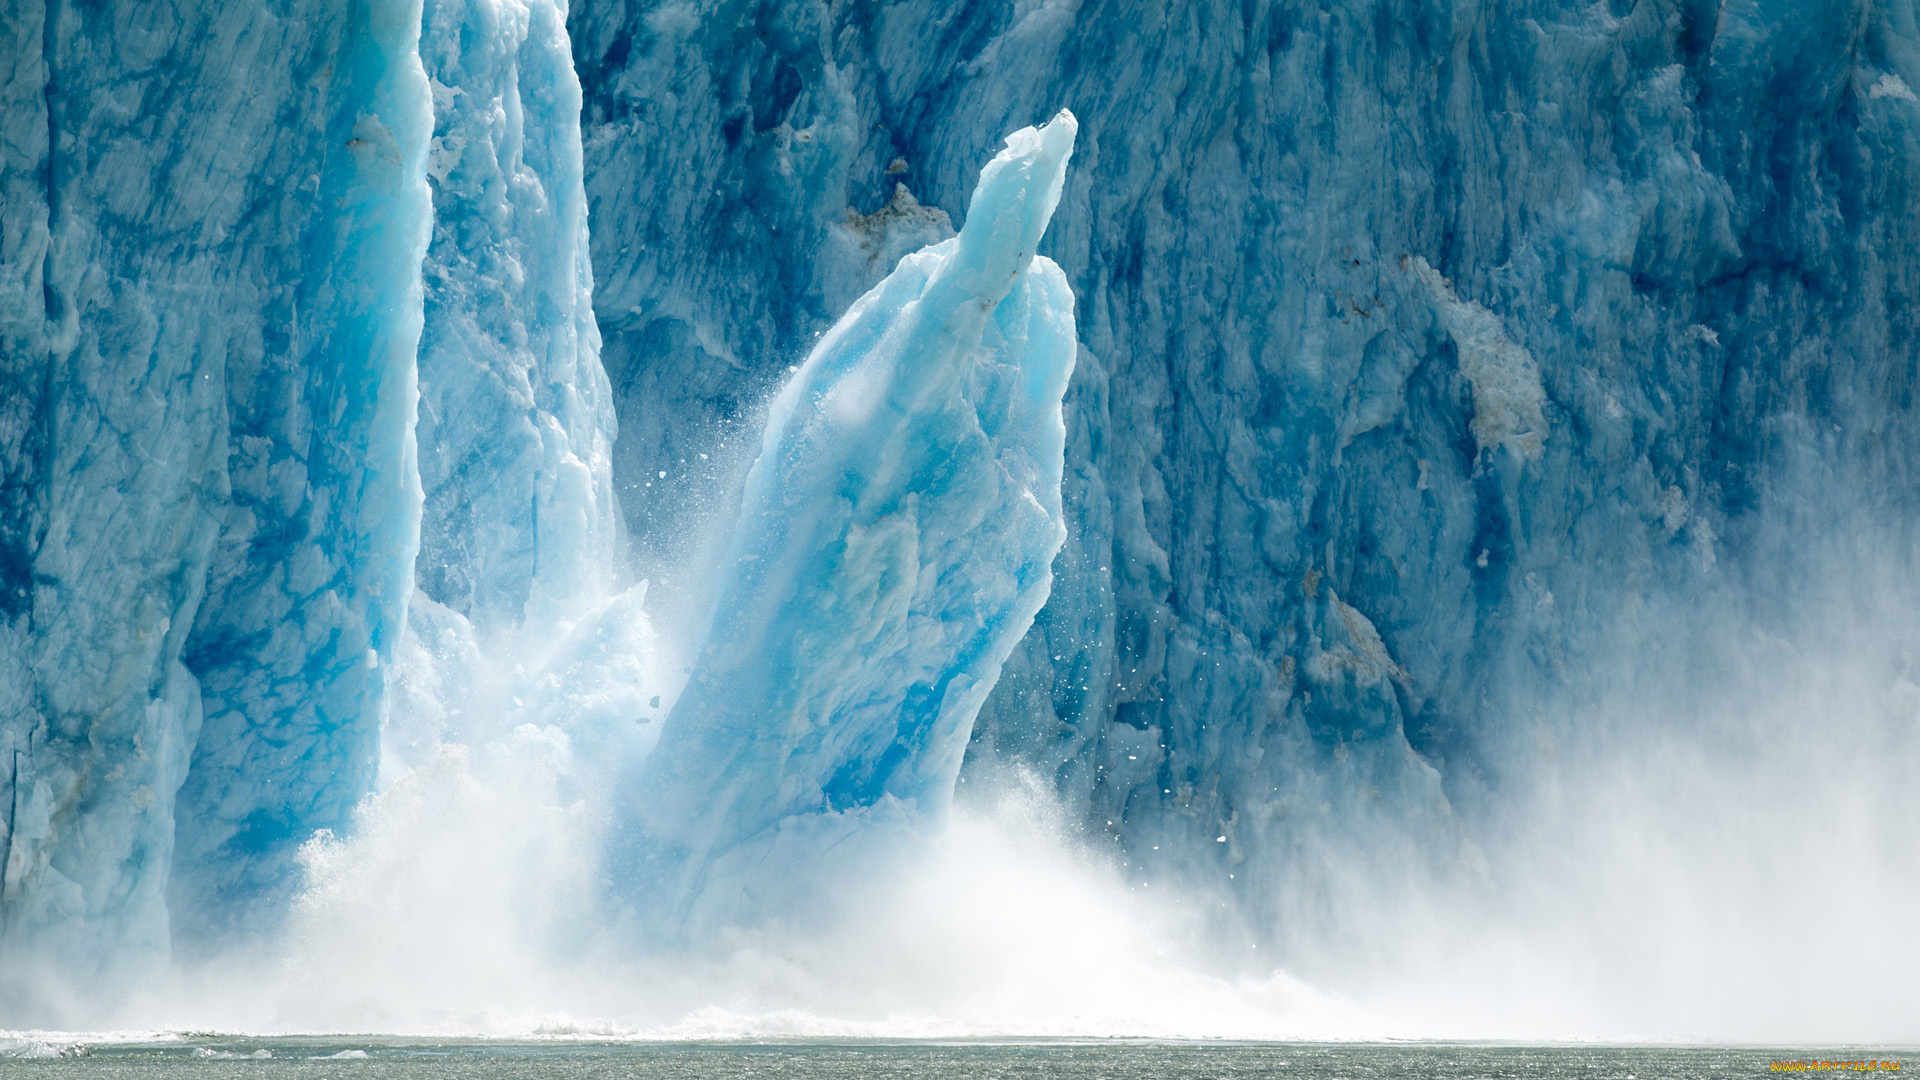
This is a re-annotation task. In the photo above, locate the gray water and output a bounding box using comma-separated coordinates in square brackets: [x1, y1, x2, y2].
[0, 1040, 1910, 1079]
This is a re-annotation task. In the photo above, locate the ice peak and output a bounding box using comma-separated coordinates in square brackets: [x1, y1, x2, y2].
[945, 109, 1077, 303]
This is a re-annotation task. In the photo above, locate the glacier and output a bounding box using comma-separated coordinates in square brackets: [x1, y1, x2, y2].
[620, 112, 1077, 935]
[2, 0, 435, 1000]
[0, 0, 1082, 1015]
[568, 0, 1920, 969]
[0, 0, 1917, 1039]
[0, 0, 631, 1007]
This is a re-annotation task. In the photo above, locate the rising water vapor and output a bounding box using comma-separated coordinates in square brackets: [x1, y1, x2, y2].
[74, 435, 1920, 1044]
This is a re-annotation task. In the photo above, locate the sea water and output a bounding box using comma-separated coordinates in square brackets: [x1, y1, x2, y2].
[0, 1039, 1911, 1080]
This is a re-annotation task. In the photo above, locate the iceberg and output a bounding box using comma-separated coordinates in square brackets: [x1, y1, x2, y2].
[619, 112, 1079, 934]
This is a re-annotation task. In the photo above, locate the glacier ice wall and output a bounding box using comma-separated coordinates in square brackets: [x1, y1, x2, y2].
[167, 0, 434, 953]
[173, 0, 626, 951]
[0, 0, 230, 991]
[1, 0, 1916, 1030]
[5, 0, 1044, 1012]
[413, 0, 618, 633]
[383, 0, 640, 784]
[622, 113, 1078, 933]
[0, 0, 433, 994]
[569, 0, 1920, 952]
[0, 0, 622, 1008]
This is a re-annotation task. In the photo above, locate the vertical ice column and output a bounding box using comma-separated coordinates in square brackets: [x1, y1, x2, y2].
[380, 0, 647, 790]
[412, 0, 617, 636]
[0, 1, 242, 1008]
[624, 112, 1079, 930]
[168, 0, 434, 950]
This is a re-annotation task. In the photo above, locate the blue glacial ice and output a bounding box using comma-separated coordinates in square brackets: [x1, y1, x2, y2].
[619, 112, 1078, 933]
[568, 0, 1920, 966]
[0, 0, 631, 1006]
[0, 0, 1076, 1008]
[1, 0, 1919, 1035]
[167, 0, 435, 955]
[411, 0, 619, 634]
[382, 0, 645, 785]
[2, 0, 434, 994]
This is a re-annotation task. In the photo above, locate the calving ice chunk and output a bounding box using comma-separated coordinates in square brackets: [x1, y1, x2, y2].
[618, 111, 1081, 934]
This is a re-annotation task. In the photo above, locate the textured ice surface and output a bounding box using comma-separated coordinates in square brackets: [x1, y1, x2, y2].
[568, 0, 1920, 952]
[383, 0, 640, 785]
[0, 0, 622, 1009]
[0, 0, 433, 999]
[3, 0, 1920, 1027]
[166, 0, 434, 954]
[622, 113, 1078, 934]
[412, 0, 617, 634]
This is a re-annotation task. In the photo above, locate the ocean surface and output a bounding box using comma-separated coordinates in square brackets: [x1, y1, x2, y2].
[0, 1039, 1909, 1079]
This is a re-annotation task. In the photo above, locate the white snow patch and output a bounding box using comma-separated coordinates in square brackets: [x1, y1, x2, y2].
[1869, 73, 1918, 101]
[1406, 255, 1549, 461]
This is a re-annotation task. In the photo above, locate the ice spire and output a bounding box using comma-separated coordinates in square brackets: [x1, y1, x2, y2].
[620, 111, 1080, 933]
